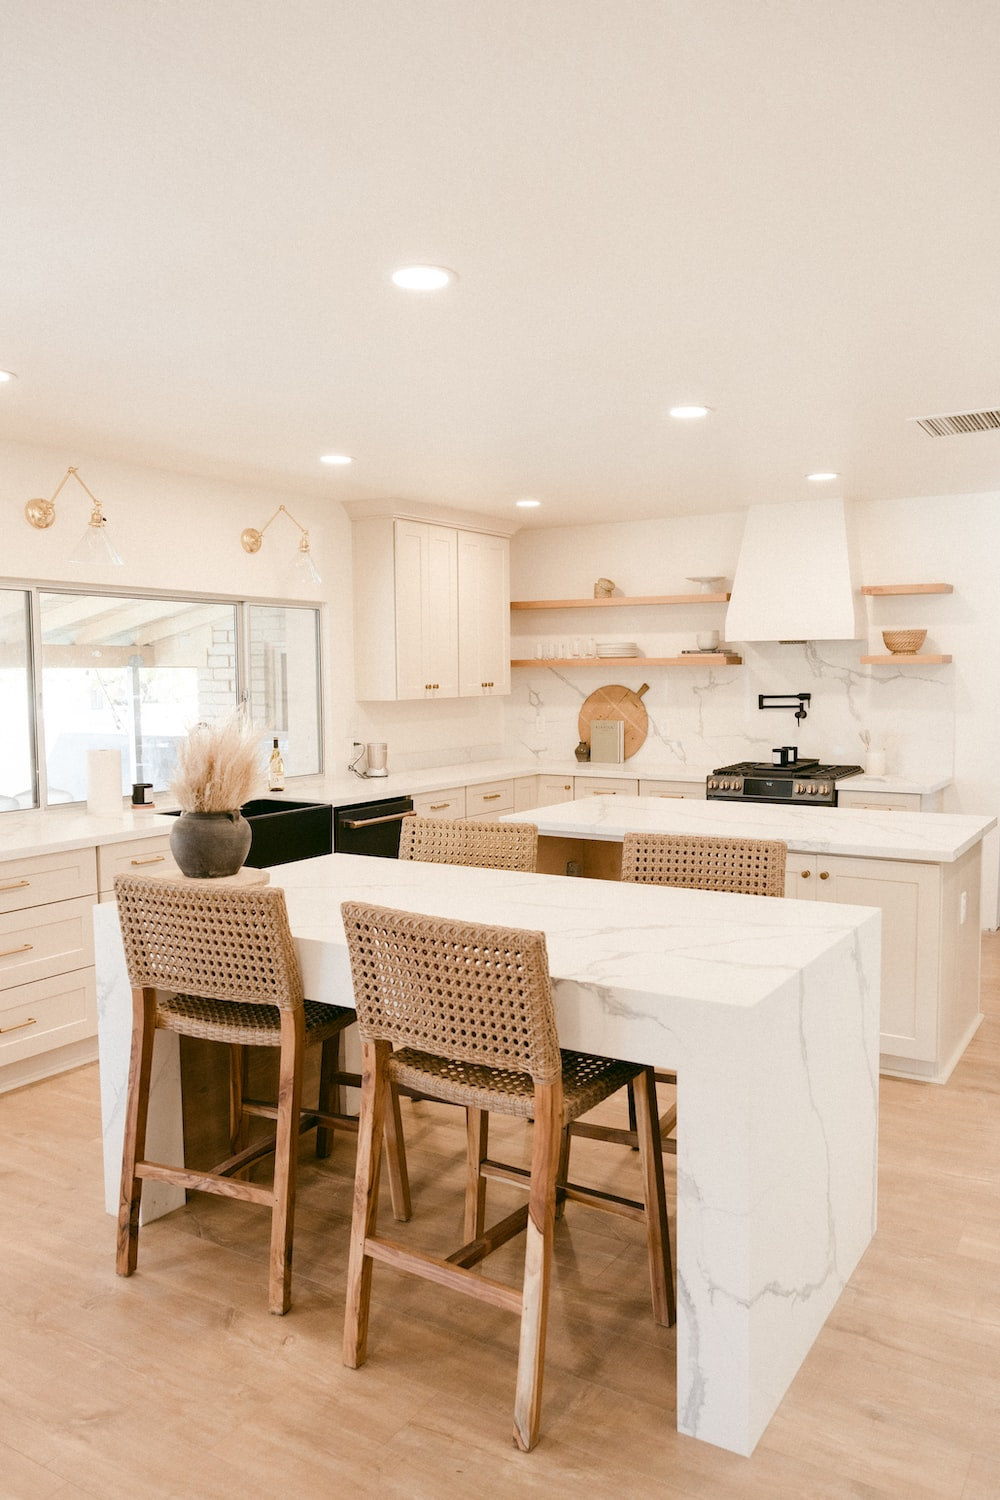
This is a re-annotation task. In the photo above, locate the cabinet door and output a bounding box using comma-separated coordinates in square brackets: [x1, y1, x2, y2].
[457, 531, 510, 697]
[786, 851, 940, 1061]
[537, 775, 575, 805]
[513, 775, 538, 811]
[395, 521, 458, 699]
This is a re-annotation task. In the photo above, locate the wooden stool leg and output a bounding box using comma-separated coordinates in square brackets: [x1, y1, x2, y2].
[268, 1010, 305, 1316]
[632, 1066, 675, 1327]
[228, 1042, 249, 1155]
[315, 1033, 340, 1159]
[383, 1080, 412, 1222]
[464, 1106, 489, 1241]
[117, 986, 158, 1278]
[512, 1080, 562, 1453]
[555, 1121, 572, 1220]
[344, 1039, 391, 1368]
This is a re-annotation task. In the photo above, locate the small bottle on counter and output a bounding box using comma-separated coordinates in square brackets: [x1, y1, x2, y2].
[268, 737, 285, 791]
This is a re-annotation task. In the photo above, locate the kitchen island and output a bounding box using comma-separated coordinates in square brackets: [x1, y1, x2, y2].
[94, 851, 880, 1457]
[502, 796, 996, 1083]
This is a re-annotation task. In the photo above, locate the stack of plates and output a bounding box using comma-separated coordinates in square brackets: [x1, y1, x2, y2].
[596, 641, 639, 658]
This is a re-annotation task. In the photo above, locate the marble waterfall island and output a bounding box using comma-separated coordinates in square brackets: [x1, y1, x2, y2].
[502, 795, 996, 1084]
[96, 853, 880, 1459]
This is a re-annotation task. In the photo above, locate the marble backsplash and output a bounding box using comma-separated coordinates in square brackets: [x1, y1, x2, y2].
[504, 637, 955, 781]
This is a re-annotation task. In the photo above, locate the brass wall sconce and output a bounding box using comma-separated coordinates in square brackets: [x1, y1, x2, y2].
[240, 504, 322, 585]
[24, 465, 124, 566]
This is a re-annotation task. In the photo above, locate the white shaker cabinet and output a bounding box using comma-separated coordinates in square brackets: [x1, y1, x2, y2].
[352, 515, 509, 701]
[785, 848, 981, 1081]
[457, 529, 510, 696]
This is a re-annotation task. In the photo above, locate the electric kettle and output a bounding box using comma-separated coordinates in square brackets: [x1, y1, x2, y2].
[349, 741, 389, 778]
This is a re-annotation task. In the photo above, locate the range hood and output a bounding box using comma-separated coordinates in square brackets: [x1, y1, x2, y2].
[725, 497, 864, 642]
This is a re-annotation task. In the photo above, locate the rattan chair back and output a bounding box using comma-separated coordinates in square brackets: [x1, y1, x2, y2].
[114, 874, 304, 1011]
[620, 832, 787, 897]
[341, 901, 561, 1085]
[397, 816, 538, 872]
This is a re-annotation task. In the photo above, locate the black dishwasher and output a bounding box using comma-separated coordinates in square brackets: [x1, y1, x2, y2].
[333, 796, 414, 858]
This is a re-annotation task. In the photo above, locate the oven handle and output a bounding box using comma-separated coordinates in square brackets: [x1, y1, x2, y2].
[341, 811, 414, 830]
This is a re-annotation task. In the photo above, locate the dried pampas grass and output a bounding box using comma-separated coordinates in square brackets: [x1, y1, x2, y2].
[169, 710, 265, 813]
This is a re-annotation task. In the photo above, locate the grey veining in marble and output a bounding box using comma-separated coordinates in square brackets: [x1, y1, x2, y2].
[94, 853, 880, 1457]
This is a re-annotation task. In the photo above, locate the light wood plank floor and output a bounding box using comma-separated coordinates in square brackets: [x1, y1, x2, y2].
[2, 937, 999, 1499]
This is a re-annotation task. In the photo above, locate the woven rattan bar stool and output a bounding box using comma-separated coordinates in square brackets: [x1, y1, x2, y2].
[569, 830, 789, 1162]
[113, 874, 410, 1315]
[340, 901, 674, 1453]
[398, 814, 538, 872]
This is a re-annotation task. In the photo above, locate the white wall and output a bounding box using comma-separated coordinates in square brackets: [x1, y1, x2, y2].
[508, 495, 1000, 925]
[0, 438, 505, 780]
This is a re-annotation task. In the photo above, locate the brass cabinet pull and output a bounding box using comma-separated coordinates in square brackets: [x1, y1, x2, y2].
[0, 1016, 36, 1034]
[819, 870, 830, 880]
[0, 943, 32, 959]
[429, 802, 451, 812]
[0, 879, 31, 893]
[483, 793, 502, 801]
[800, 869, 811, 879]
[130, 854, 166, 866]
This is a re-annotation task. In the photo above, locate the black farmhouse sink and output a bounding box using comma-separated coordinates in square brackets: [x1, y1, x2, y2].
[164, 798, 333, 868]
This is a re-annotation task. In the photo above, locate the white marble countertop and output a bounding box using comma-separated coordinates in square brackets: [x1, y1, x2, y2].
[503, 794, 995, 863]
[0, 756, 956, 862]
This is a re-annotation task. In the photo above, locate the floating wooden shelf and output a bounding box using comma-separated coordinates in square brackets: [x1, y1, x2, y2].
[860, 583, 953, 596]
[510, 592, 730, 609]
[860, 654, 952, 665]
[511, 653, 742, 668]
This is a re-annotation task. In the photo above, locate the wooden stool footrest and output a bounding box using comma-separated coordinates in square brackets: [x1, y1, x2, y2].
[364, 1235, 523, 1314]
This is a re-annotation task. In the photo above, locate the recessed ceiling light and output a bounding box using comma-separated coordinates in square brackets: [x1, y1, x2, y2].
[391, 265, 456, 291]
[668, 404, 711, 420]
[806, 471, 839, 482]
[515, 498, 541, 508]
[320, 453, 353, 465]
[0, 370, 16, 382]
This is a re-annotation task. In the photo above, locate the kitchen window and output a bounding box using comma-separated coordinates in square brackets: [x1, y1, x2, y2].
[0, 589, 36, 809]
[0, 584, 323, 810]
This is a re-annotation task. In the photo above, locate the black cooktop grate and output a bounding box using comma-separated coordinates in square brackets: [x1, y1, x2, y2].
[712, 761, 864, 781]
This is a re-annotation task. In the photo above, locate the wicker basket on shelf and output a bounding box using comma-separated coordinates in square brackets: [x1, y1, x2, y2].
[881, 628, 927, 655]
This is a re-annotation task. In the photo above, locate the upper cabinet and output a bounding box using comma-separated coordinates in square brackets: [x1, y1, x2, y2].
[457, 529, 511, 697]
[352, 514, 510, 701]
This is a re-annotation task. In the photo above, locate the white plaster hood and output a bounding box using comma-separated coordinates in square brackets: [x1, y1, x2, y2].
[725, 497, 864, 642]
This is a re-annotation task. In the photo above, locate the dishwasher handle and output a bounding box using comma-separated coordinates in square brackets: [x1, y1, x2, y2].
[341, 810, 414, 830]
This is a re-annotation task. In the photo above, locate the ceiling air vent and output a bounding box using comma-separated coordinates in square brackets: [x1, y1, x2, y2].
[910, 409, 1000, 436]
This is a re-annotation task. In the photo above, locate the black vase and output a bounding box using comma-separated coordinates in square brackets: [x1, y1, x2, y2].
[169, 810, 252, 879]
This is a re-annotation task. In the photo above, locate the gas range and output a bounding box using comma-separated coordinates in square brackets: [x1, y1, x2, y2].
[706, 759, 864, 807]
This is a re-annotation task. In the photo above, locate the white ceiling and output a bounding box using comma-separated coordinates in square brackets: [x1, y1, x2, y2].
[3, 0, 1000, 530]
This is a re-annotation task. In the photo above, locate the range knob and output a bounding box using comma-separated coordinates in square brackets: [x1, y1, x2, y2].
[817, 783, 829, 797]
[794, 782, 804, 795]
[809, 784, 819, 795]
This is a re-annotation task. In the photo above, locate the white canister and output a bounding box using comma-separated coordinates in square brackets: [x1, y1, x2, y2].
[87, 748, 123, 815]
[865, 749, 887, 777]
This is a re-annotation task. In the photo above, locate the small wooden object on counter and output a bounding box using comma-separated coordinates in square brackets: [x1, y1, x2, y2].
[578, 682, 650, 759]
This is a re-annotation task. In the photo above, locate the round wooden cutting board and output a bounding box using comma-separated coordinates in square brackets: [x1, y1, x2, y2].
[578, 682, 650, 760]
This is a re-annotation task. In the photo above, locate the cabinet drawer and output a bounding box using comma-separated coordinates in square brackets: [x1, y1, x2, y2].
[412, 787, 467, 820]
[0, 847, 98, 914]
[98, 835, 178, 892]
[639, 778, 706, 800]
[837, 790, 924, 812]
[0, 895, 96, 991]
[0, 967, 97, 1064]
[574, 777, 639, 797]
[465, 779, 515, 818]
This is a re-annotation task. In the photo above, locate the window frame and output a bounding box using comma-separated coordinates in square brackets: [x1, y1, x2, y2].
[1, 576, 325, 810]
